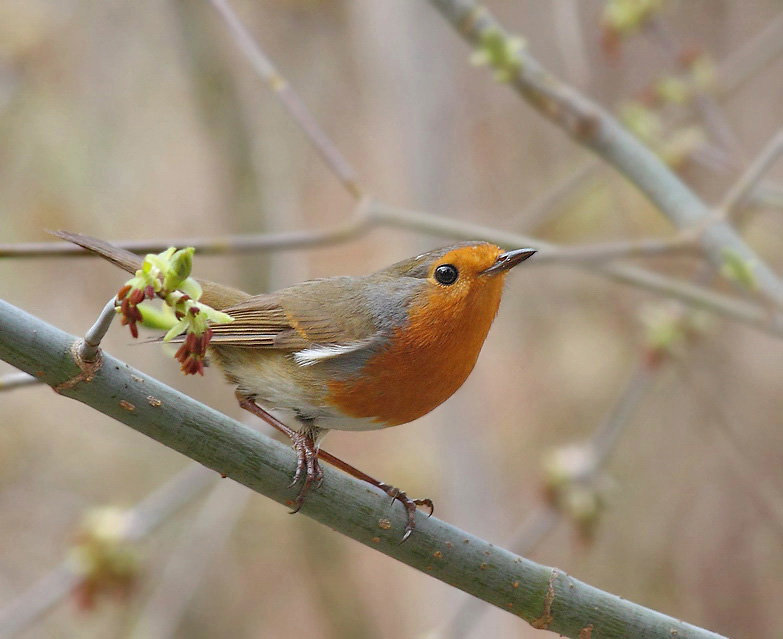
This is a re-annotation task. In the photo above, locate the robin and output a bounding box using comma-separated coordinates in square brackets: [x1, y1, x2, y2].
[55, 231, 536, 539]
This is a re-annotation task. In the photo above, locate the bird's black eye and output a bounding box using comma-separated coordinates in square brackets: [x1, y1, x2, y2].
[434, 264, 459, 285]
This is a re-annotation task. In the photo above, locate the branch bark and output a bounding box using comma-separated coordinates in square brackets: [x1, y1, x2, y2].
[0, 298, 726, 639]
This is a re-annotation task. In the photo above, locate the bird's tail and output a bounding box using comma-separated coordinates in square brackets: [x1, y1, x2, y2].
[52, 231, 251, 309]
[53, 230, 143, 274]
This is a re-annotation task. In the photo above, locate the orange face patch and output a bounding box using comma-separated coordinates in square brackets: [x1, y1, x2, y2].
[326, 244, 509, 426]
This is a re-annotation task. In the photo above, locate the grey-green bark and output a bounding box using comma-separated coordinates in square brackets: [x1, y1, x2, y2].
[0, 298, 726, 639]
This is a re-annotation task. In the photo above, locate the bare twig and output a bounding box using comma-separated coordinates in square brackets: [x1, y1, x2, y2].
[519, 9, 783, 232]
[437, 364, 658, 639]
[130, 481, 251, 639]
[2, 200, 780, 338]
[645, 18, 745, 167]
[551, 0, 590, 86]
[427, 0, 783, 308]
[0, 464, 217, 638]
[537, 236, 698, 263]
[752, 182, 783, 210]
[0, 371, 39, 391]
[674, 363, 783, 538]
[78, 298, 118, 363]
[0, 566, 80, 639]
[0, 218, 367, 258]
[510, 160, 600, 230]
[206, 0, 363, 199]
[719, 130, 783, 217]
[369, 202, 783, 338]
[714, 11, 783, 99]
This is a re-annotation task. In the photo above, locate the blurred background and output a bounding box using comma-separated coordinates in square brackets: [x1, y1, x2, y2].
[1, 1, 782, 637]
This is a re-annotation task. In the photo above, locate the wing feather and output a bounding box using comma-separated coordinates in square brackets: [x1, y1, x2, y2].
[164, 277, 409, 370]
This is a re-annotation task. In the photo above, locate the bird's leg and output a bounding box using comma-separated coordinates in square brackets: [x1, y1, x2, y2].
[316, 449, 434, 542]
[236, 393, 323, 513]
[236, 392, 432, 541]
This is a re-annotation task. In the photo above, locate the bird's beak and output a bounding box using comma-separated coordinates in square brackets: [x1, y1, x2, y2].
[482, 248, 537, 275]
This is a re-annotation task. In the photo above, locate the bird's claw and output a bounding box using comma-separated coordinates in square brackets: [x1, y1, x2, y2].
[287, 432, 323, 513]
[378, 483, 434, 542]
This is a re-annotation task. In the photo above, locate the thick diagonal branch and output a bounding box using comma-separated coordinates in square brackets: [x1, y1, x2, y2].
[0, 299, 726, 639]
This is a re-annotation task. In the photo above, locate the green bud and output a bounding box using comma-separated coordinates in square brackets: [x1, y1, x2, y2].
[604, 0, 666, 36]
[163, 317, 190, 343]
[137, 302, 178, 331]
[641, 303, 685, 355]
[655, 76, 690, 105]
[470, 29, 525, 83]
[163, 247, 195, 292]
[689, 55, 715, 91]
[619, 101, 662, 143]
[721, 249, 758, 290]
[200, 304, 234, 325]
[179, 277, 203, 301]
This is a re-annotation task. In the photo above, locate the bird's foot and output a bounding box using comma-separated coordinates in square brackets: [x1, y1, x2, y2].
[287, 432, 324, 513]
[378, 482, 434, 543]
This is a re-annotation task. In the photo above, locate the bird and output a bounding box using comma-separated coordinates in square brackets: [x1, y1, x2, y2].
[55, 231, 536, 540]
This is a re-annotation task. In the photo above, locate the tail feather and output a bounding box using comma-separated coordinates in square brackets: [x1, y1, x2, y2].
[52, 231, 252, 309]
[53, 230, 143, 274]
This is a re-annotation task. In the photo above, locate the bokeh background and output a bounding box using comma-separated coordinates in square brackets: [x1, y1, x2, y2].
[1, 1, 783, 637]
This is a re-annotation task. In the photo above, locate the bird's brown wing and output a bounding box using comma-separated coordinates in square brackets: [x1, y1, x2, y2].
[206, 293, 309, 349]
[207, 278, 384, 354]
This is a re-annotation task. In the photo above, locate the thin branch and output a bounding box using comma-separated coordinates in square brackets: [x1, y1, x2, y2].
[436, 364, 659, 639]
[536, 236, 698, 263]
[752, 182, 783, 210]
[79, 298, 118, 362]
[551, 0, 590, 87]
[369, 202, 783, 338]
[130, 481, 251, 639]
[206, 0, 363, 199]
[125, 465, 218, 541]
[0, 566, 80, 639]
[427, 0, 783, 308]
[2, 201, 780, 339]
[0, 299, 727, 639]
[674, 362, 783, 538]
[714, 10, 783, 99]
[0, 464, 217, 638]
[646, 19, 746, 166]
[0, 218, 367, 258]
[0, 371, 39, 391]
[719, 130, 783, 216]
[509, 161, 600, 230]
[589, 365, 656, 468]
[518, 9, 783, 232]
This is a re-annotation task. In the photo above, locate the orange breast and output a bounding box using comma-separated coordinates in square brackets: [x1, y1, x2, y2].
[326, 274, 506, 426]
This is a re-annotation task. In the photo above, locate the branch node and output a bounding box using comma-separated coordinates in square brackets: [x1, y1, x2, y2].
[458, 5, 488, 36]
[531, 567, 559, 629]
[53, 340, 103, 394]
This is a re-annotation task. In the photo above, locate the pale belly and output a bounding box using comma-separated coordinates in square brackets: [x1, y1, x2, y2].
[209, 345, 389, 432]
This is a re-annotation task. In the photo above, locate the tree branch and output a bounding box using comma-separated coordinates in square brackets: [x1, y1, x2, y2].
[0, 370, 38, 391]
[0, 464, 217, 637]
[0, 298, 726, 639]
[3, 203, 782, 339]
[0, 218, 367, 258]
[369, 202, 783, 339]
[719, 130, 783, 216]
[427, 0, 783, 308]
[206, 0, 363, 198]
